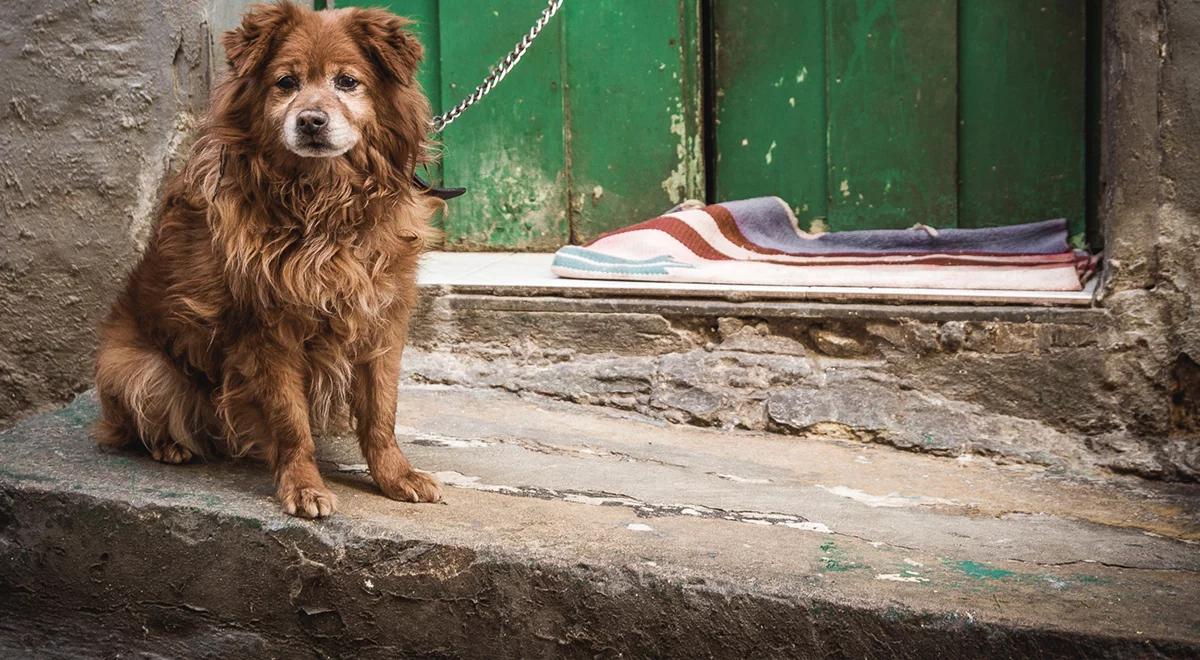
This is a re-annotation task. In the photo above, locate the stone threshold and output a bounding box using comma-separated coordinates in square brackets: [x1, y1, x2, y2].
[418, 252, 1100, 308]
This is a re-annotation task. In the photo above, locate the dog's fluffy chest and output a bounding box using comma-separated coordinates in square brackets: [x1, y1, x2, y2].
[219, 216, 421, 337]
[274, 229, 404, 313]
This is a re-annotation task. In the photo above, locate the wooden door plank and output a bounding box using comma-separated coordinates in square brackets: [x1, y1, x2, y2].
[563, 0, 704, 242]
[438, 0, 568, 250]
[958, 1, 1086, 237]
[826, 0, 958, 230]
[712, 0, 828, 231]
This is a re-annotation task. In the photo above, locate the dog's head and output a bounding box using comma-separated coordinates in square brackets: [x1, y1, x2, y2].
[220, 1, 429, 167]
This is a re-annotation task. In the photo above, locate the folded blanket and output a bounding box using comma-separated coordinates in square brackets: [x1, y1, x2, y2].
[551, 197, 1097, 291]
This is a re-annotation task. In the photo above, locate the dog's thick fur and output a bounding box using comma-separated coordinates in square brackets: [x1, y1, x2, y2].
[94, 1, 443, 518]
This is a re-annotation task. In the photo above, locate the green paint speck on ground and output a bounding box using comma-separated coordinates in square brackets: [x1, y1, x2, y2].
[951, 560, 1015, 580]
[819, 540, 865, 573]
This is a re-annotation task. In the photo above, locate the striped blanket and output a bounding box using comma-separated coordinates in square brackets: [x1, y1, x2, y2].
[551, 197, 1097, 291]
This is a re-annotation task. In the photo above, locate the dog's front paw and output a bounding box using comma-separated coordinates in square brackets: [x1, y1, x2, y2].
[278, 483, 338, 518]
[377, 469, 443, 504]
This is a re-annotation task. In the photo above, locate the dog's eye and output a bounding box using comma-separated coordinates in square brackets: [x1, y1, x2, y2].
[276, 75, 298, 91]
[335, 75, 359, 91]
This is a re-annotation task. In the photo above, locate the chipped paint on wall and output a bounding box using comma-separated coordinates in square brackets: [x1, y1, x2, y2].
[660, 109, 703, 204]
[446, 141, 567, 249]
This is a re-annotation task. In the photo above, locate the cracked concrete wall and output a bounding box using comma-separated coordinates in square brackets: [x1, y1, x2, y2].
[1095, 0, 1200, 474]
[0, 0, 253, 423]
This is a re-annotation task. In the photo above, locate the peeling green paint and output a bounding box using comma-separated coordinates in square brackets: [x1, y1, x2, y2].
[713, 1, 827, 228]
[660, 110, 704, 205]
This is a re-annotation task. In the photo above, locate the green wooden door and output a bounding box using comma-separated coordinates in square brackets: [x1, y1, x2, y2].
[336, 0, 704, 250]
[327, 0, 1088, 247]
[713, 0, 1087, 238]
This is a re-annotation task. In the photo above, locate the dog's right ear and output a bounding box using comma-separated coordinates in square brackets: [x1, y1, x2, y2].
[222, 2, 300, 77]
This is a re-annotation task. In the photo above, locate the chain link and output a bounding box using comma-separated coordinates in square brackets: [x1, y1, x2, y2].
[430, 0, 566, 132]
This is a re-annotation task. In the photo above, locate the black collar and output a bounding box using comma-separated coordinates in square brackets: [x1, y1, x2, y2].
[412, 173, 466, 200]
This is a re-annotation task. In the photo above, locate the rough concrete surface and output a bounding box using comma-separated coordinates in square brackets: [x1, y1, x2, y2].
[0, 0, 252, 423]
[2, 387, 1199, 658]
[406, 294, 1199, 480]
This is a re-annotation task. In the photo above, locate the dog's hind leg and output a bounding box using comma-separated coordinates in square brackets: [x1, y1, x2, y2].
[95, 313, 210, 464]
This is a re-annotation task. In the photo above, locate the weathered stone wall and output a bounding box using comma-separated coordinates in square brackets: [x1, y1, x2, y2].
[0, 0, 252, 422]
[1095, 0, 1200, 473]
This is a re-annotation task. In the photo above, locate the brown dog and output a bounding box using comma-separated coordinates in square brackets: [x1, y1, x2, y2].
[94, 1, 443, 518]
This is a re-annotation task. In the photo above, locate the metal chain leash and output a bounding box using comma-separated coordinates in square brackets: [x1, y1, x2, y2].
[430, 0, 566, 132]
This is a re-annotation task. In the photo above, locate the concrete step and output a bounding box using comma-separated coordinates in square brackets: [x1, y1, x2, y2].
[2, 387, 1198, 658]
[407, 255, 1197, 482]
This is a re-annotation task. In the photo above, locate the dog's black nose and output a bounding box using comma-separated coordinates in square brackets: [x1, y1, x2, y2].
[296, 110, 328, 136]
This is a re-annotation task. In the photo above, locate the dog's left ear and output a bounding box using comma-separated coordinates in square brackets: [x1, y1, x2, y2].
[351, 9, 424, 84]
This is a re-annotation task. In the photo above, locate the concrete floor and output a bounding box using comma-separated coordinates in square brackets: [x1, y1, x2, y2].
[1, 386, 1197, 657]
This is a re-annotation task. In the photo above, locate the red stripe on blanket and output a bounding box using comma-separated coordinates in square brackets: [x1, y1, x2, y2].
[588, 217, 733, 261]
[594, 227, 1078, 269]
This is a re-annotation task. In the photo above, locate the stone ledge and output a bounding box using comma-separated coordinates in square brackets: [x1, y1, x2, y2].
[2, 389, 1199, 657]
